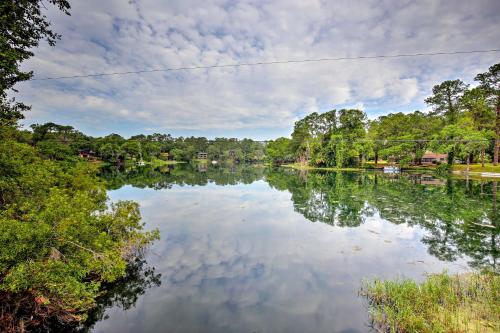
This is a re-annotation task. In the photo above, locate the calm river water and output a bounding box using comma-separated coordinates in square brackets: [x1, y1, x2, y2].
[84, 165, 498, 333]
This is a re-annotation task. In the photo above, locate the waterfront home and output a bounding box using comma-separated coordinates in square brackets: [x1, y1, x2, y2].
[421, 151, 447, 164]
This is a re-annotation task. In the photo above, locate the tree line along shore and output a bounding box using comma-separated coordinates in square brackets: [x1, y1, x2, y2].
[266, 64, 500, 175]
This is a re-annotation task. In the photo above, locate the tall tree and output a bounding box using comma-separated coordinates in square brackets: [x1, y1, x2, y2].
[0, 0, 71, 128]
[425, 80, 468, 124]
[290, 110, 337, 163]
[475, 63, 500, 165]
[337, 109, 368, 167]
[461, 88, 494, 131]
[461, 87, 495, 166]
[265, 138, 293, 165]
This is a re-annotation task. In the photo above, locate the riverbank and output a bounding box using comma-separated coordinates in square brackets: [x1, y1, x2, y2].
[281, 162, 438, 172]
[281, 163, 364, 172]
[147, 158, 185, 167]
[362, 272, 499, 333]
[281, 162, 500, 179]
[453, 163, 500, 173]
[97, 158, 185, 168]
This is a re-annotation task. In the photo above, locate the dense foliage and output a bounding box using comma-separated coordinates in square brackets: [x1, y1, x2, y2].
[22, 125, 266, 165]
[0, 1, 160, 331]
[0, 134, 159, 331]
[266, 64, 499, 168]
[0, 0, 70, 127]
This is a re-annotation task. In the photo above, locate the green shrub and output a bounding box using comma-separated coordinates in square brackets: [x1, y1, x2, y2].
[435, 163, 451, 175]
[0, 140, 159, 330]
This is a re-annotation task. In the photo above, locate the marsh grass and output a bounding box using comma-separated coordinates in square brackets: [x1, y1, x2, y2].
[361, 272, 499, 333]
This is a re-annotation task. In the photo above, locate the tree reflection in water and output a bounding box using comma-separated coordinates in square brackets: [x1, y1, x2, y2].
[64, 257, 161, 333]
[265, 169, 498, 272]
[100, 163, 266, 190]
[100, 164, 498, 280]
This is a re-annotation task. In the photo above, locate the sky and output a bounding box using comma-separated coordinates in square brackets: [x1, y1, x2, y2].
[15, 0, 500, 140]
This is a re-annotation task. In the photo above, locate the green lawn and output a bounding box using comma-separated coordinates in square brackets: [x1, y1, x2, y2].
[453, 163, 500, 173]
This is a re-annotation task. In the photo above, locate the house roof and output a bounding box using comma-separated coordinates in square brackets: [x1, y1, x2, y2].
[79, 149, 95, 154]
[422, 151, 447, 159]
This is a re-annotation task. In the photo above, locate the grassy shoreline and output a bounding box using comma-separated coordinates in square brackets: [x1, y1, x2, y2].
[281, 163, 365, 172]
[362, 272, 499, 333]
[453, 163, 500, 173]
[96, 158, 185, 168]
[146, 158, 185, 167]
[280, 162, 500, 179]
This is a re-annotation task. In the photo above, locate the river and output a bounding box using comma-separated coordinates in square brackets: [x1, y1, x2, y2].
[83, 164, 498, 333]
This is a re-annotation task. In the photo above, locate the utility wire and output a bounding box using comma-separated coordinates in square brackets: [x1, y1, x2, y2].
[30, 49, 500, 81]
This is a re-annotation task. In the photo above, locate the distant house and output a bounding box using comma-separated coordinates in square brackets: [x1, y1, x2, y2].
[79, 149, 96, 160]
[197, 152, 208, 160]
[421, 151, 447, 164]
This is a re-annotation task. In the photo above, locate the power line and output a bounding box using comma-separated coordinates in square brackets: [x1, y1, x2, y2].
[30, 49, 500, 81]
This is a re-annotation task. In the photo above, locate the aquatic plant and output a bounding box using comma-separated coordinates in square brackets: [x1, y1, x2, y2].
[362, 272, 499, 333]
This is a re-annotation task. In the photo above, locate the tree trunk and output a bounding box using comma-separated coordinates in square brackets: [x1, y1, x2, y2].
[447, 150, 454, 166]
[494, 106, 500, 166]
[481, 148, 485, 167]
[466, 154, 470, 189]
[375, 151, 378, 165]
[305, 140, 310, 165]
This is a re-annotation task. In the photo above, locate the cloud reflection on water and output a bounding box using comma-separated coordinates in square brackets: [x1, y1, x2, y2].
[94, 179, 469, 333]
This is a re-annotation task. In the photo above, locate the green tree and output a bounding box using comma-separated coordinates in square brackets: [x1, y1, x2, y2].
[430, 122, 488, 168]
[36, 139, 74, 160]
[121, 140, 142, 160]
[265, 137, 293, 164]
[336, 109, 367, 167]
[475, 63, 500, 165]
[0, 0, 71, 127]
[0, 2, 163, 330]
[326, 134, 346, 168]
[369, 112, 441, 165]
[0, 140, 158, 330]
[461, 88, 494, 131]
[425, 79, 468, 124]
[290, 110, 337, 164]
[99, 143, 123, 163]
[461, 88, 495, 166]
[170, 147, 190, 161]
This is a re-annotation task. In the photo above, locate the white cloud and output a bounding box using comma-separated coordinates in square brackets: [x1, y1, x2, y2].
[14, 0, 500, 138]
